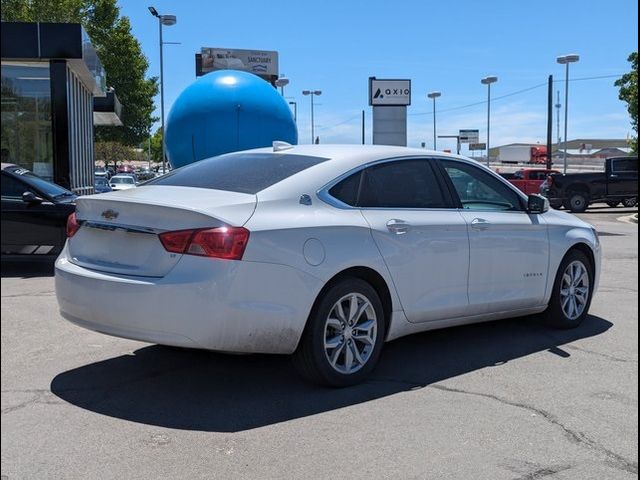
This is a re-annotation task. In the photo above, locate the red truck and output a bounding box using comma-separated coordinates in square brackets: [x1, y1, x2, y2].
[500, 168, 560, 195]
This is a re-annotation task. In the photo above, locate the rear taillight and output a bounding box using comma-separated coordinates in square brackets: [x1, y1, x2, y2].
[66, 212, 80, 238]
[159, 227, 250, 260]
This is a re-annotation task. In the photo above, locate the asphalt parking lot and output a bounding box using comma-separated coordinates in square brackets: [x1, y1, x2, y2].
[1, 205, 637, 480]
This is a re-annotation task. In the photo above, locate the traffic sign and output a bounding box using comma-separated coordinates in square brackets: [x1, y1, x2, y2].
[469, 142, 486, 151]
[459, 129, 479, 143]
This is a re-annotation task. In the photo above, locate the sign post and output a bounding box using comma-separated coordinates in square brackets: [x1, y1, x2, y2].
[369, 77, 411, 146]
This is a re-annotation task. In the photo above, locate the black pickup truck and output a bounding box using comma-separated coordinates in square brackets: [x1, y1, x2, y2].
[540, 156, 638, 213]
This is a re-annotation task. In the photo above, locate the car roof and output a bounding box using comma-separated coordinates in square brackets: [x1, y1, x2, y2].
[243, 144, 485, 199]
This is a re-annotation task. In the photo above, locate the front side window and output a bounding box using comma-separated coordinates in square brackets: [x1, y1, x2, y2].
[440, 160, 523, 211]
[358, 160, 447, 208]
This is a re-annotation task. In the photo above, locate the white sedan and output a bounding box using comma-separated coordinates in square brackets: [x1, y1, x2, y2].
[109, 174, 137, 190]
[55, 144, 601, 386]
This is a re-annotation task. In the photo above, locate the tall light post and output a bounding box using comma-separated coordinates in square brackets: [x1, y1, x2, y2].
[427, 91, 441, 150]
[148, 6, 176, 174]
[288, 101, 297, 123]
[302, 90, 321, 144]
[557, 54, 580, 174]
[275, 76, 290, 96]
[481, 76, 498, 167]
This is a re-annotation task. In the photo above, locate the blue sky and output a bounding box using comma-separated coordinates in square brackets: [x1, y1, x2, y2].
[119, 0, 638, 153]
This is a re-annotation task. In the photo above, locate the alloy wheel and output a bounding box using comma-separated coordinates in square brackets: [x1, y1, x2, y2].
[560, 260, 590, 320]
[323, 293, 377, 374]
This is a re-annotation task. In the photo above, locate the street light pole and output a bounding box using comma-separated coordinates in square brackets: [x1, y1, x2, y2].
[427, 91, 441, 150]
[557, 54, 580, 174]
[481, 76, 498, 167]
[288, 101, 297, 123]
[148, 7, 176, 174]
[302, 90, 321, 144]
[275, 76, 290, 96]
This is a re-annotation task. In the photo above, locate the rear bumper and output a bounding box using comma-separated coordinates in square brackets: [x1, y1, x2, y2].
[55, 246, 324, 354]
[540, 189, 563, 208]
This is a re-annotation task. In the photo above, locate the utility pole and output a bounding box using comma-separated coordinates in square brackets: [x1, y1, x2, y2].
[546, 75, 553, 170]
[361, 110, 365, 145]
[555, 90, 561, 146]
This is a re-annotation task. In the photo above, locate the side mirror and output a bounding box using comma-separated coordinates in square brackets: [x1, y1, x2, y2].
[22, 191, 43, 204]
[527, 194, 549, 214]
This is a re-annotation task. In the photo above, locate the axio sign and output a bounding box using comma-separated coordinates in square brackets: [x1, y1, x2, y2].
[369, 78, 411, 106]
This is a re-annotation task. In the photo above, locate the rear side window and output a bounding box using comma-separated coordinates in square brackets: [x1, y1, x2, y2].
[358, 160, 447, 208]
[145, 153, 329, 194]
[328, 171, 361, 206]
[611, 158, 638, 173]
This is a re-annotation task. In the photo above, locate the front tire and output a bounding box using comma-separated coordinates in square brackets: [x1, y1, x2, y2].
[567, 192, 589, 213]
[541, 249, 594, 329]
[622, 197, 637, 208]
[293, 278, 385, 387]
[606, 201, 620, 208]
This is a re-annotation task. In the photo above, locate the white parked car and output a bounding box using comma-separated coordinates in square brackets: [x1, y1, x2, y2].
[109, 174, 137, 191]
[55, 145, 601, 386]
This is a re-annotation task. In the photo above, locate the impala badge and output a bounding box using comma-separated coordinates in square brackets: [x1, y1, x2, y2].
[101, 209, 119, 220]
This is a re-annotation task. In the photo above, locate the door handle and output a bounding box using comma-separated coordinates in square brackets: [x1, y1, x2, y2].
[386, 219, 411, 234]
[470, 218, 490, 230]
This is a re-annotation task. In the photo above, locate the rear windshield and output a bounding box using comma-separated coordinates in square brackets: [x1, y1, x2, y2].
[144, 152, 329, 194]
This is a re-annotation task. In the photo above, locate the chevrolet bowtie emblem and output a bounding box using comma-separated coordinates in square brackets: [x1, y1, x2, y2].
[101, 209, 119, 220]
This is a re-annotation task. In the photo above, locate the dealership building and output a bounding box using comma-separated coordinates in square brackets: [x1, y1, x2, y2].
[1, 22, 122, 194]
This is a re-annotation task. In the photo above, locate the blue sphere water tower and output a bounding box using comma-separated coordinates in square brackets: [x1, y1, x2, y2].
[165, 70, 298, 168]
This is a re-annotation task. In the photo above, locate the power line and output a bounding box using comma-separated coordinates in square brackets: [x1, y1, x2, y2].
[317, 73, 626, 132]
[409, 73, 624, 117]
[317, 113, 361, 131]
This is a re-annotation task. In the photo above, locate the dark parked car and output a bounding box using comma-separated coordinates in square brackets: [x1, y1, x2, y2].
[1, 164, 76, 258]
[94, 176, 112, 193]
[540, 156, 638, 212]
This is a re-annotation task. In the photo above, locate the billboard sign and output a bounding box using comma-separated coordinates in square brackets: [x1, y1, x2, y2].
[459, 129, 479, 144]
[468, 142, 486, 151]
[369, 78, 411, 106]
[197, 47, 279, 79]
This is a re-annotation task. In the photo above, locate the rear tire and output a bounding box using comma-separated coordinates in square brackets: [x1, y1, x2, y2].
[606, 201, 620, 208]
[541, 249, 594, 329]
[567, 192, 589, 213]
[293, 278, 385, 387]
[622, 197, 637, 208]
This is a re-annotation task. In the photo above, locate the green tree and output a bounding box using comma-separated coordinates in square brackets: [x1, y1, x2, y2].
[615, 52, 638, 154]
[148, 127, 163, 164]
[1, 0, 158, 146]
[94, 140, 135, 169]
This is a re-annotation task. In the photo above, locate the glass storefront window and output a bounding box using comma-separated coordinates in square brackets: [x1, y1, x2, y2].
[1, 62, 53, 180]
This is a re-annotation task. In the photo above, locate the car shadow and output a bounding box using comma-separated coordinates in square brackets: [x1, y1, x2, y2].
[51, 314, 612, 432]
[1, 259, 55, 278]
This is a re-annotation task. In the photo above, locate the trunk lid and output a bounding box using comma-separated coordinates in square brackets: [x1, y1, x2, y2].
[68, 186, 256, 277]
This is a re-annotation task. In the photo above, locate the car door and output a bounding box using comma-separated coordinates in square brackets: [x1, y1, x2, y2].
[607, 157, 638, 197]
[437, 159, 549, 314]
[1, 172, 65, 255]
[352, 158, 470, 323]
